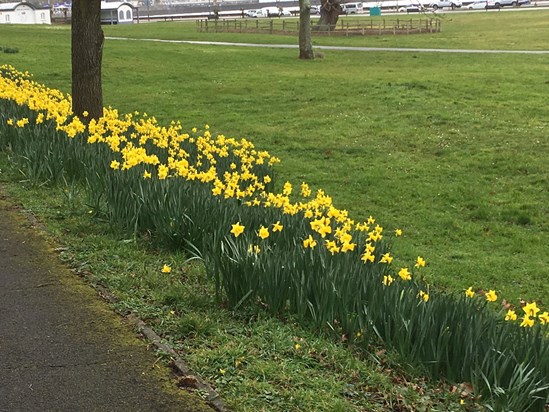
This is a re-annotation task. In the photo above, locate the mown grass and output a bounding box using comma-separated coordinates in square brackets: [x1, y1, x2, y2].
[0, 10, 547, 409]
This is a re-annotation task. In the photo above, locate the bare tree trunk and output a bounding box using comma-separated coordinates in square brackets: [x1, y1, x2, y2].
[315, 0, 342, 31]
[71, 0, 104, 121]
[299, 0, 314, 59]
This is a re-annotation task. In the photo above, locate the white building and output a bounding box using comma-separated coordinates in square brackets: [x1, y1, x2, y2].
[0, 1, 51, 24]
[100, 1, 136, 24]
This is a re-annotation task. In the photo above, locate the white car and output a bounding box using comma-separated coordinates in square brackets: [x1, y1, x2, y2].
[466, 0, 487, 8]
[398, 4, 424, 12]
[429, 0, 462, 9]
[341, 2, 364, 14]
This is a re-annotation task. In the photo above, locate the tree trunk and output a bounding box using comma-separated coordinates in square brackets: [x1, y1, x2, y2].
[71, 0, 104, 121]
[298, 0, 314, 59]
[315, 0, 342, 31]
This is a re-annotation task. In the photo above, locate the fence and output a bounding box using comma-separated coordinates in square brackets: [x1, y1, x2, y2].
[196, 18, 441, 36]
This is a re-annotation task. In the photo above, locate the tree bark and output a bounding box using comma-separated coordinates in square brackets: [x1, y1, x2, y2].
[71, 0, 104, 121]
[315, 0, 342, 31]
[298, 0, 314, 59]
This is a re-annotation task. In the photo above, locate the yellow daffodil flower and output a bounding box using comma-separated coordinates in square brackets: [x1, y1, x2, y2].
[415, 256, 426, 268]
[272, 221, 283, 232]
[522, 301, 540, 318]
[341, 241, 356, 253]
[258, 226, 270, 239]
[230, 222, 245, 237]
[520, 315, 535, 328]
[303, 235, 317, 249]
[398, 267, 412, 281]
[380, 253, 393, 264]
[465, 287, 475, 298]
[485, 290, 498, 302]
[161, 264, 171, 273]
[504, 309, 517, 321]
[325, 240, 340, 255]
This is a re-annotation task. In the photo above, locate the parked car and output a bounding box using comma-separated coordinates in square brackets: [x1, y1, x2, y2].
[466, 0, 488, 8]
[244, 9, 258, 17]
[493, 0, 529, 6]
[398, 4, 425, 12]
[310, 5, 321, 14]
[255, 7, 281, 17]
[466, 0, 503, 8]
[341, 2, 364, 14]
[429, 0, 462, 9]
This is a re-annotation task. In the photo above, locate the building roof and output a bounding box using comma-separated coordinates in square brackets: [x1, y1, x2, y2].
[100, 1, 135, 11]
[0, 2, 36, 11]
[0, 1, 50, 11]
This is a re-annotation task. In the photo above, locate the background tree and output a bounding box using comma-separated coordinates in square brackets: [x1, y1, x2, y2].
[315, 0, 342, 32]
[299, 0, 314, 59]
[71, 0, 104, 120]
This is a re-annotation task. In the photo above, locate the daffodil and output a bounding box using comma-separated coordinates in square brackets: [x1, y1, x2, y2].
[230, 222, 245, 237]
[380, 253, 393, 264]
[398, 267, 412, 281]
[522, 301, 540, 318]
[520, 315, 535, 328]
[325, 240, 340, 254]
[161, 264, 171, 273]
[300, 182, 311, 197]
[157, 164, 169, 180]
[303, 235, 317, 249]
[394, 228, 403, 236]
[340, 241, 356, 253]
[539, 312, 549, 325]
[465, 287, 475, 298]
[485, 290, 497, 302]
[248, 244, 261, 254]
[283, 181, 292, 196]
[504, 309, 517, 321]
[382, 275, 394, 286]
[272, 221, 283, 232]
[258, 225, 270, 239]
[418, 290, 429, 302]
[415, 256, 426, 268]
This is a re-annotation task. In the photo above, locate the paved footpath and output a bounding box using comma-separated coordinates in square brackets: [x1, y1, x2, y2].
[0, 193, 213, 412]
[106, 36, 549, 54]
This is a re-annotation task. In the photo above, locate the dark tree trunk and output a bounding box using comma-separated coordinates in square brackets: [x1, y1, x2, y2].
[71, 0, 104, 121]
[299, 0, 314, 59]
[315, 0, 342, 31]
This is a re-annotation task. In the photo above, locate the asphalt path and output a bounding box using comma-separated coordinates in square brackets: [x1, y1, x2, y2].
[106, 36, 549, 54]
[0, 192, 213, 412]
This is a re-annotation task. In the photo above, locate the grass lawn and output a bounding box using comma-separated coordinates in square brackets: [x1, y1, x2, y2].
[0, 10, 548, 410]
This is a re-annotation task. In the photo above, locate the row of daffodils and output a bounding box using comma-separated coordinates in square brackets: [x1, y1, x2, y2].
[1, 65, 547, 411]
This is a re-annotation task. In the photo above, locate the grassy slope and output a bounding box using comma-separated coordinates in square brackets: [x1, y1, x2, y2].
[0, 12, 547, 305]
